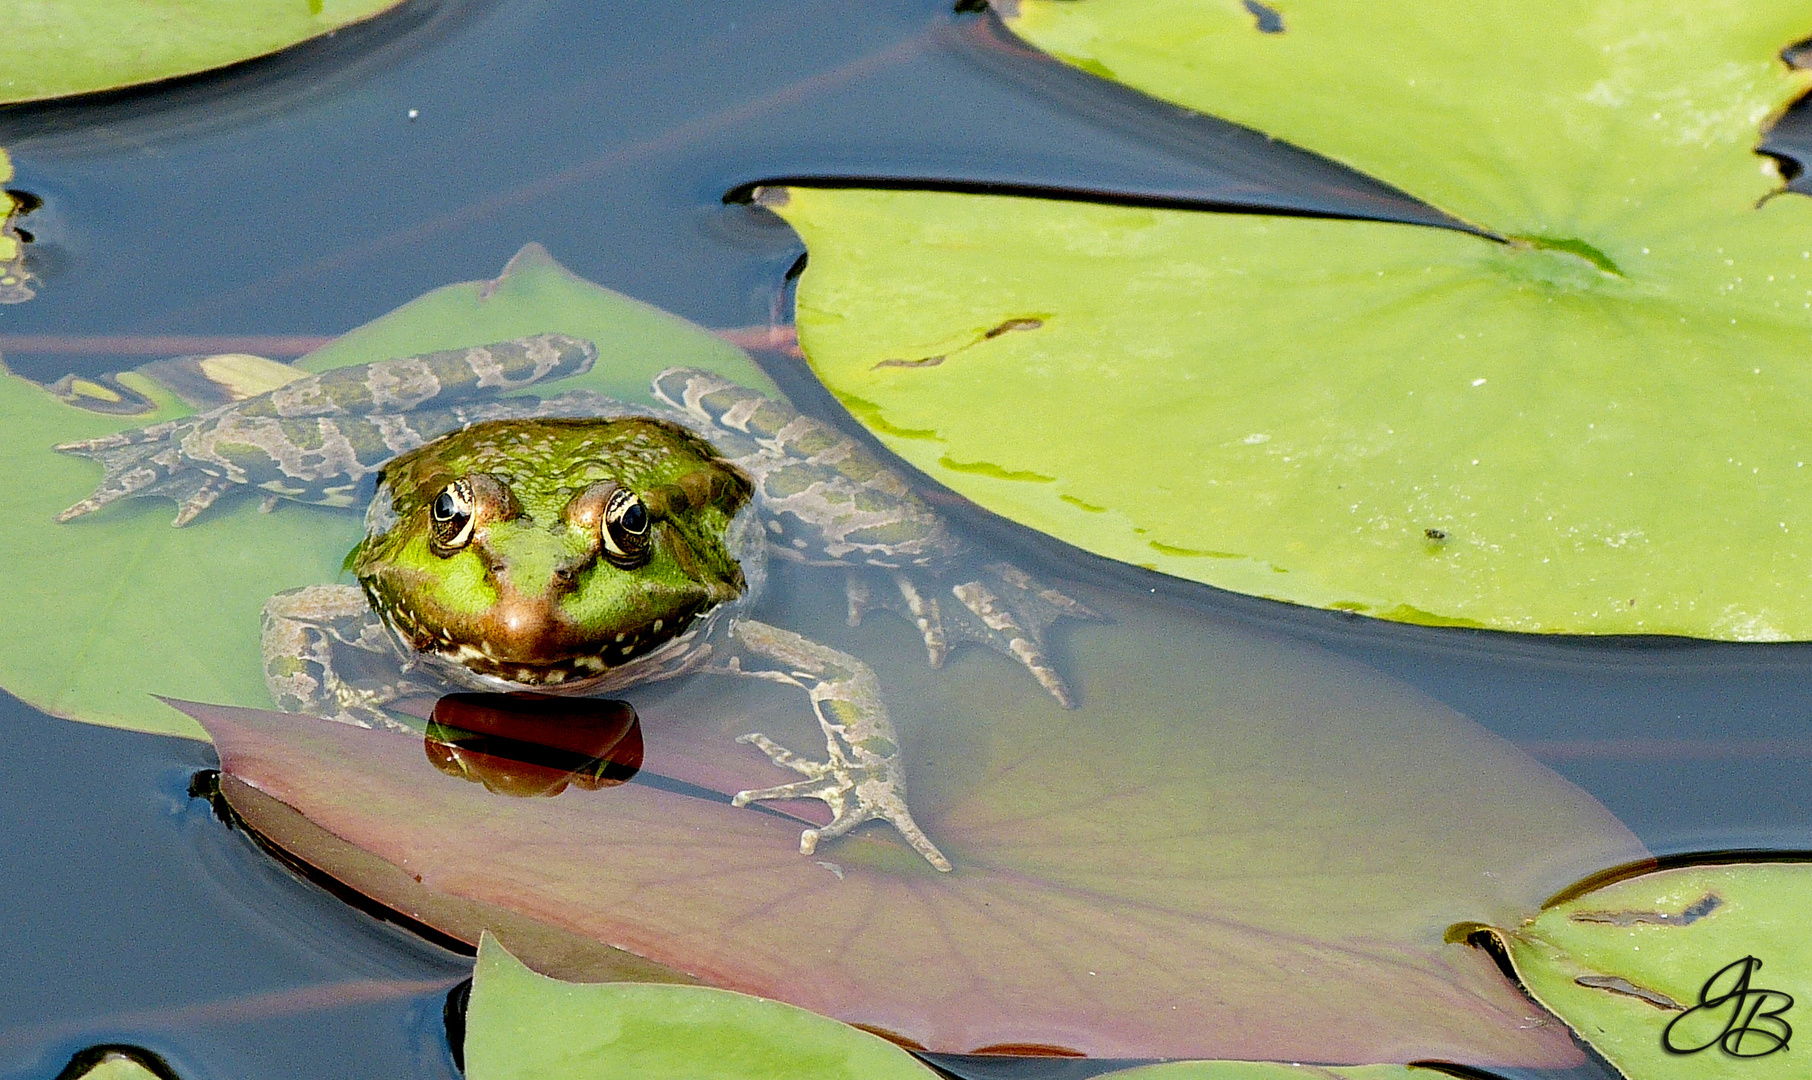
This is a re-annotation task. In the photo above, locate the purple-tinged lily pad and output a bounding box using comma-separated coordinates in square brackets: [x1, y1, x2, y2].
[181, 583, 1642, 1065]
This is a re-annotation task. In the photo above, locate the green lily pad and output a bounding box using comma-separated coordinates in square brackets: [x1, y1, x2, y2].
[1494, 861, 1812, 1078]
[0, 0, 409, 105]
[182, 570, 1643, 1063]
[465, 933, 936, 1080]
[1, 149, 15, 252]
[768, 0, 1812, 637]
[65, 1054, 169, 1080]
[0, 148, 31, 304]
[0, 244, 768, 738]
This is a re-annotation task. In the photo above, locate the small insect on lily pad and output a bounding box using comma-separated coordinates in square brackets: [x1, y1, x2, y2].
[0, 0, 411, 105]
[1490, 861, 1812, 1079]
[769, 0, 1812, 638]
[463, 933, 937, 1080]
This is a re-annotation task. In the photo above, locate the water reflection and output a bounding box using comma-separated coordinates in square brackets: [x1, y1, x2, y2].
[423, 693, 643, 798]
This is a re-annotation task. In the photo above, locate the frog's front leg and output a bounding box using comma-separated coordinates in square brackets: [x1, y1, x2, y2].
[261, 584, 430, 732]
[719, 618, 951, 872]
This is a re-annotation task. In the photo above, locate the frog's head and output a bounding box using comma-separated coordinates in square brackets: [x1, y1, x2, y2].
[351, 417, 752, 687]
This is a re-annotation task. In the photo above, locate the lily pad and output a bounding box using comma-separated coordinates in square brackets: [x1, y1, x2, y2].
[0, 148, 31, 303]
[1493, 861, 1812, 1079]
[1, 149, 15, 252]
[183, 574, 1644, 1063]
[1, 245, 768, 738]
[465, 933, 936, 1080]
[768, 0, 1812, 637]
[0, 0, 409, 105]
[69, 1058, 166, 1080]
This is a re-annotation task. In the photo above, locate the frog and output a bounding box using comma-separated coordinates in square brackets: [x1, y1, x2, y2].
[54, 334, 1095, 872]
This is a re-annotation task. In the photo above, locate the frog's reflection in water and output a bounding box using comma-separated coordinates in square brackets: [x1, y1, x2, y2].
[423, 692, 643, 798]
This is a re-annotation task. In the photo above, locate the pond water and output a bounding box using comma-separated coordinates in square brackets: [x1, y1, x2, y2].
[1, 1, 1809, 1078]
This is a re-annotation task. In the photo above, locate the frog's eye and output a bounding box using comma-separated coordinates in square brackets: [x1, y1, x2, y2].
[601, 487, 651, 568]
[429, 478, 477, 553]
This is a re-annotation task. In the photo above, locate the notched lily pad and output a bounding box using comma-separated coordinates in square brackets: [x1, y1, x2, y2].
[773, 1, 1812, 637]
[1489, 861, 1812, 1078]
[1, 0, 410, 105]
[1, 244, 764, 738]
[464, 933, 936, 1080]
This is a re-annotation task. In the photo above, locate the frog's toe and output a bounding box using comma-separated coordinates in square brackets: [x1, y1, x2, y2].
[843, 568, 954, 667]
[948, 573, 1084, 709]
[169, 474, 233, 527]
[54, 450, 174, 522]
[733, 731, 823, 778]
[984, 561, 1103, 623]
[889, 572, 950, 667]
[730, 774, 840, 808]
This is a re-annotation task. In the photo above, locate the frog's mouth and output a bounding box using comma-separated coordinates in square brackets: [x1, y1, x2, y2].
[363, 568, 720, 688]
[413, 603, 710, 689]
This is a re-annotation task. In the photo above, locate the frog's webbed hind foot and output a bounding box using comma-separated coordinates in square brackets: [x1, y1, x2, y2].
[54, 421, 220, 526]
[847, 563, 1099, 709]
[261, 584, 426, 732]
[719, 618, 951, 872]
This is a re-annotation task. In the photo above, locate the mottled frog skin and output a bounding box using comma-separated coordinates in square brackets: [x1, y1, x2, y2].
[56, 335, 1095, 871]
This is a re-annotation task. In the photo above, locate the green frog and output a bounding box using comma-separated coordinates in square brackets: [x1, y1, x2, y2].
[55, 334, 1094, 872]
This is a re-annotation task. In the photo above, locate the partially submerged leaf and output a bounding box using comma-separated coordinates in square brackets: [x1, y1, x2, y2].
[1496, 861, 1812, 1079]
[2, 246, 763, 737]
[770, 1, 1812, 636]
[0, 0, 409, 105]
[184, 579, 1644, 1063]
[465, 934, 936, 1080]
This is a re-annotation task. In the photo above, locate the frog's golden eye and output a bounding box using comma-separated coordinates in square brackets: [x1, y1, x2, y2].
[429, 478, 477, 554]
[601, 487, 651, 568]
[565, 481, 652, 568]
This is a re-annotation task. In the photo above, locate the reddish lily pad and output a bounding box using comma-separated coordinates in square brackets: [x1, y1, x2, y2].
[183, 580, 1643, 1064]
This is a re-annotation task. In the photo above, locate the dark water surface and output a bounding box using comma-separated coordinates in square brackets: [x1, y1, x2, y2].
[0, 1, 1806, 1077]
